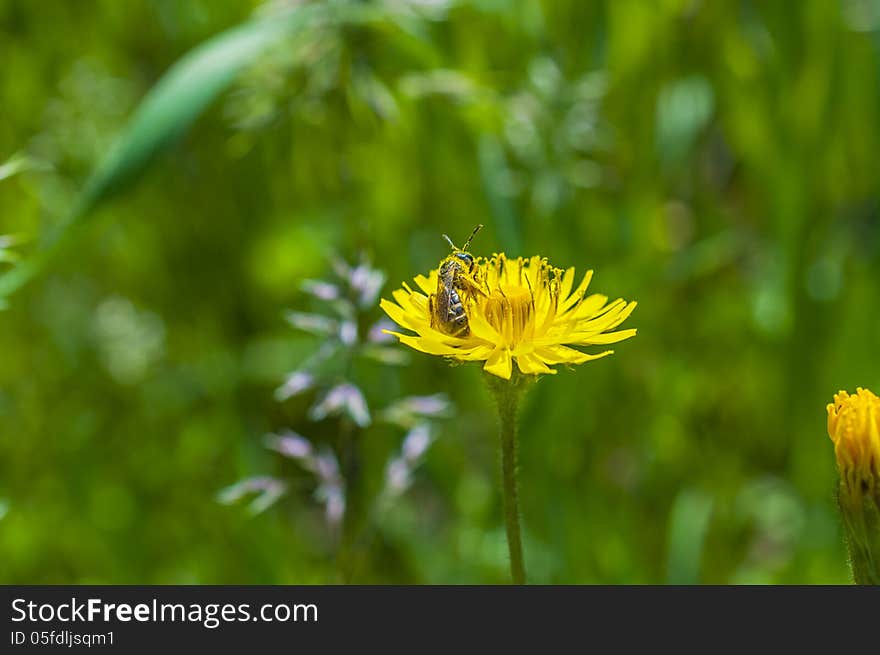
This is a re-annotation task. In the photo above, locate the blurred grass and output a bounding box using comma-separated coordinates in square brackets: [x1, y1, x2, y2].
[1, 0, 878, 583]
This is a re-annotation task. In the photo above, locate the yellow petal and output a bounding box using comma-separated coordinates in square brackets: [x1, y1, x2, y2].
[570, 328, 637, 346]
[533, 290, 558, 337]
[414, 273, 436, 295]
[392, 288, 413, 307]
[516, 353, 556, 375]
[572, 298, 634, 323]
[403, 290, 430, 315]
[560, 269, 593, 311]
[574, 299, 635, 328]
[603, 300, 637, 330]
[535, 345, 614, 364]
[558, 266, 576, 298]
[467, 308, 501, 343]
[566, 292, 608, 321]
[380, 298, 427, 333]
[525, 256, 545, 290]
[483, 347, 513, 379]
[382, 298, 465, 344]
[391, 332, 480, 357]
[386, 332, 452, 355]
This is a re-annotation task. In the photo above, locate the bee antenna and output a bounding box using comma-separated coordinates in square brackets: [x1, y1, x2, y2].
[462, 224, 483, 252]
[442, 234, 457, 250]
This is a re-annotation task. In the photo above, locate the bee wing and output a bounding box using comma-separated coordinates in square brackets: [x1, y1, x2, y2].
[434, 272, 452, 320]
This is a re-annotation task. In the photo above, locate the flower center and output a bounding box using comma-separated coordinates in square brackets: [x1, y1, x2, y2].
[483, 286, 533, 344]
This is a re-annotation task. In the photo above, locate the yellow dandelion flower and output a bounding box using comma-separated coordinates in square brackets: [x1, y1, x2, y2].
[380, 253, 637, 380]
[827, 387, 880, 585]
[828, 388, 880, 505]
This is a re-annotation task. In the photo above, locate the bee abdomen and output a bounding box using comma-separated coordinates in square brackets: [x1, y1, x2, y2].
[448, 316, 469, 337]
[440, 290, 469, 336]
[447, 289, 463, 314]
[432, 266, 472, 337]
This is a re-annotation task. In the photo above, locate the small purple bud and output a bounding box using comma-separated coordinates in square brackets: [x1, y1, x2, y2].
[338, 320, 358, 346]
[314, 451, 341, 483]
[402, 423, 433, 462]
[266, 431, 313, 460]
[403, 394, 452, 417]
[367, 318, 396, 344]
[349, 264, 369, 289]
[285, 311, 337, 336]
[324, 486, 346, 525]
[342, 384, 371, 427]
[330, 256, 351, 281]
[310, 383, 371, 427]
[301, 279, 340, 301]
[348, 262, 387, 307]
[217, 476, 287, 514]
[249, 480, 288, 514]
[274, 371, 314, 401]
[381, 394, 452, 427]
[385, 457, 412, 495]
[361, 345, 409, 366]
[308, 385, 346, 422]
[356, 269, 386, 307]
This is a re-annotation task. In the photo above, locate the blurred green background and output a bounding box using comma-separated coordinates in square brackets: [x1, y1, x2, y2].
[2, 0, 879, 584]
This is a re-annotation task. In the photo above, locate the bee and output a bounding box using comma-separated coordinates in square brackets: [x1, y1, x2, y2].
[429, 224, 485, 337]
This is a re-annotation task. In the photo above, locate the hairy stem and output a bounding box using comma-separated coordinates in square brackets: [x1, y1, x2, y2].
[840, 491, 880, 585]
[487, 372, 530, 584]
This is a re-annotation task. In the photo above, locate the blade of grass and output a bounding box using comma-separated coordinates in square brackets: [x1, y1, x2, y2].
[666, 488, 714, 584]
[0, 154, 50, 182]
[0, 3, 382, 302]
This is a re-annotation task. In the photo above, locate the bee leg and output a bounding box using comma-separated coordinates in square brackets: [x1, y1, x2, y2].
[428, 294, 436, 329]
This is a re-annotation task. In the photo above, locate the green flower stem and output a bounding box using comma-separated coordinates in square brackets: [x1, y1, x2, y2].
[500, 395, 525, 584]
[839, 491, 880, 585]
[338, 417, 365, 583]
[487, 372, 532, 584]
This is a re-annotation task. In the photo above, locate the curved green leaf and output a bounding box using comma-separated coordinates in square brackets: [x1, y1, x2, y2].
[81, 7, 321, 207]
[0, 154, 50, 182]
[0, 3, 382, 301]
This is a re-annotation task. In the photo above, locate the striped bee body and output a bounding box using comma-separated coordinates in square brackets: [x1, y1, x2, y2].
[428, 225, 484, 338]
[432, 260, 471, 336]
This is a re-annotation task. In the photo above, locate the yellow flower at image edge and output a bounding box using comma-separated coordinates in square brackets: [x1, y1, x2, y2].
[828, 388, 880, 503]
[827, 387, 880, 584]
[380, 253, 637, 379]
